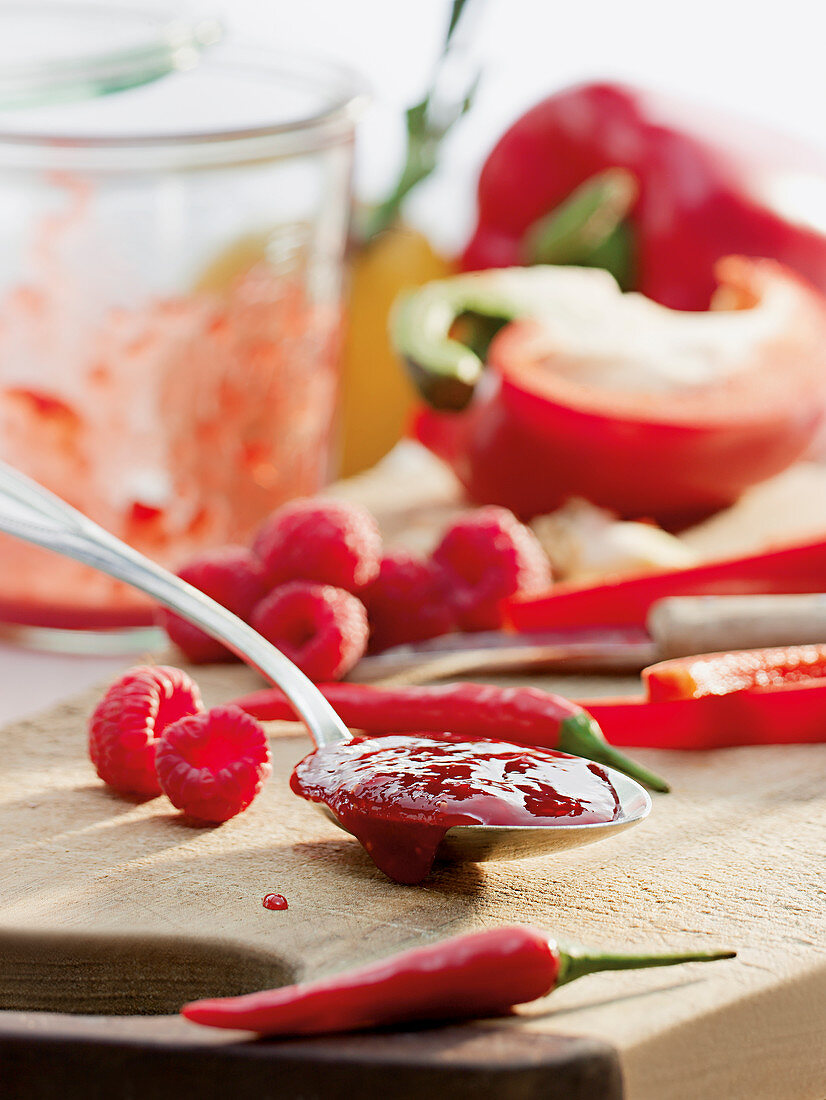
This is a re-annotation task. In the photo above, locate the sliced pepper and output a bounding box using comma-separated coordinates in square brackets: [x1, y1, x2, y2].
[507, 535, 826, 633]
[643, 644, 826, 702]
[397, 258, 826, 523]
[577, 642, 826, 750]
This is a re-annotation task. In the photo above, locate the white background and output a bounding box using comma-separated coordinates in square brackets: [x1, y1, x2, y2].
[3, 0, 826, 720]
[225, 0, 826, 249]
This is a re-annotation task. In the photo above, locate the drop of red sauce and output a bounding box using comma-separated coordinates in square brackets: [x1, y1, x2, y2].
[290, 734, 621, 885]
[262, 893, 289, 911]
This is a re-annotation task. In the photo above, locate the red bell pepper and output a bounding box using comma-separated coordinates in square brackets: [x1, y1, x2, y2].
[461, 81, 826, 312]
[397, 258, 826, 522]
[578, 643, 826, 750]
[507, 535, 826, 633]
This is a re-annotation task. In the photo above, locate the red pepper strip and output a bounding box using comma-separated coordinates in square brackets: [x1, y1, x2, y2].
[230, 680, 670, 792]
[577, 682, 826, 750]
[181, 925, 733, 1035]
[580, 642, 826, 749]
[643, 644, 826, 702]
[507, 537, 826, 633]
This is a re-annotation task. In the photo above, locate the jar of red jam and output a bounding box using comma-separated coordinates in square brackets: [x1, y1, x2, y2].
[0, 4, 365, 637]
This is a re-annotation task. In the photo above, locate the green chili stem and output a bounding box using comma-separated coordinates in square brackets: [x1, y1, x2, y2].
[556, 945, 736, 987]
[558, 713, 670, 793]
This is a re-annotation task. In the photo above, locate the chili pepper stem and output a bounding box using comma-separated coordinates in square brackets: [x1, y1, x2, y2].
[558, 713, 671, 793]
[555, 945, 736, 987]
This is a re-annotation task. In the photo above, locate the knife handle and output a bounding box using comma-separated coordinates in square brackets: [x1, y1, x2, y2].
[648, 594, 826, 659]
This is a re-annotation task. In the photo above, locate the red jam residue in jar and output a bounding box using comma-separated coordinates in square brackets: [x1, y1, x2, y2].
[0, 179, 340, 628]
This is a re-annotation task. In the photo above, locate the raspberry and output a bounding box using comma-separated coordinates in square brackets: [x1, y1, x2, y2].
[252, 498, 382, 593]
[431, 506, 552, 631]
[89, 666, 202, 796]
[155, 705, 271, 823]
[361, 551, 457, 652]
[250, 581, 369, 681]
[158, 546, 268, 663]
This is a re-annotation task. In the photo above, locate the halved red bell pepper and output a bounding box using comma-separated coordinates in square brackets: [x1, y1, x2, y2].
[577, 643, 826, 749]
[461, 81, 826, 311]
[397, 258, 826, 523]
[507, 535, 826, 632]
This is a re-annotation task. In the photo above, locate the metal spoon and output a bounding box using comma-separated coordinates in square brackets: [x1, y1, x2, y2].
[0, 461, 651, 862]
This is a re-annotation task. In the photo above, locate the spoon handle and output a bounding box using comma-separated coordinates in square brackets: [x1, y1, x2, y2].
[0, 461, 351, 749]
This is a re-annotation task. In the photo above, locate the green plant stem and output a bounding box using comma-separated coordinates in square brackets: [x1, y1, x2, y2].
[360, 0, 479, 245]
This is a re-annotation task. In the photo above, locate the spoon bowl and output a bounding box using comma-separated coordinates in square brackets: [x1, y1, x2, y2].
[0, 460, 654, 865]
[316, 766, 651, 864]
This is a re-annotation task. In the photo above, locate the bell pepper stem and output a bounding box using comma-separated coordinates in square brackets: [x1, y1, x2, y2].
[392, 268, 558, 410]
[555, 944, 736, 987]
[521, 168, 639, 290]
[558, 713, 670, 793]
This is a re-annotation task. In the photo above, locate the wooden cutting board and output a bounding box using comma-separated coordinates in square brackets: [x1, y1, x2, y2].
[1, 665, 825, 1100]
[1, 449, 826, 1099]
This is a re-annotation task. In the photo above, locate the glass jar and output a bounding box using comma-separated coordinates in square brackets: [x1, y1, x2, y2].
[0, 5, 365, 633]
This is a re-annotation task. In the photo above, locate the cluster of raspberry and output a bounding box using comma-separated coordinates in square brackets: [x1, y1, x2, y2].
[159, 497, 552, 679]
[89, 665, 270, 823]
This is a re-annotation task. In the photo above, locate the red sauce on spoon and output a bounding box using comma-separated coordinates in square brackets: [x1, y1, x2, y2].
[290, 734, 621, 884]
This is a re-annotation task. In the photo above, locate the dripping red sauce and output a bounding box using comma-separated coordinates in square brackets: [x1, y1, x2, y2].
[290, 734, 621, 884]
[262, 894, 289, 911]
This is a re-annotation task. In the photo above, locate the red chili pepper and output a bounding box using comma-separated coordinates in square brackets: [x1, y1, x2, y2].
[577, 643, 826, 750]
[461, 82, 826, 311]
[230, 680, 669, 792]
[399, 259, 826, 523]
[181, 925, 733, 1035]
[507, 536, 826, 633]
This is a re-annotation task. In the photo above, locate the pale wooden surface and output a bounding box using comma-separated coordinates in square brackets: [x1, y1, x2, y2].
[1, 446, 826, 1099]
[2, 660, 825, 1099]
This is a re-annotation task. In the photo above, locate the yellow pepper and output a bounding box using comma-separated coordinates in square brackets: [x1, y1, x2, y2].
[340, 226, 452, 477]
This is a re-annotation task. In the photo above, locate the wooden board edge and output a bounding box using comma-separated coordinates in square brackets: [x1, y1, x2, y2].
[0, 1011, 623, 1100]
